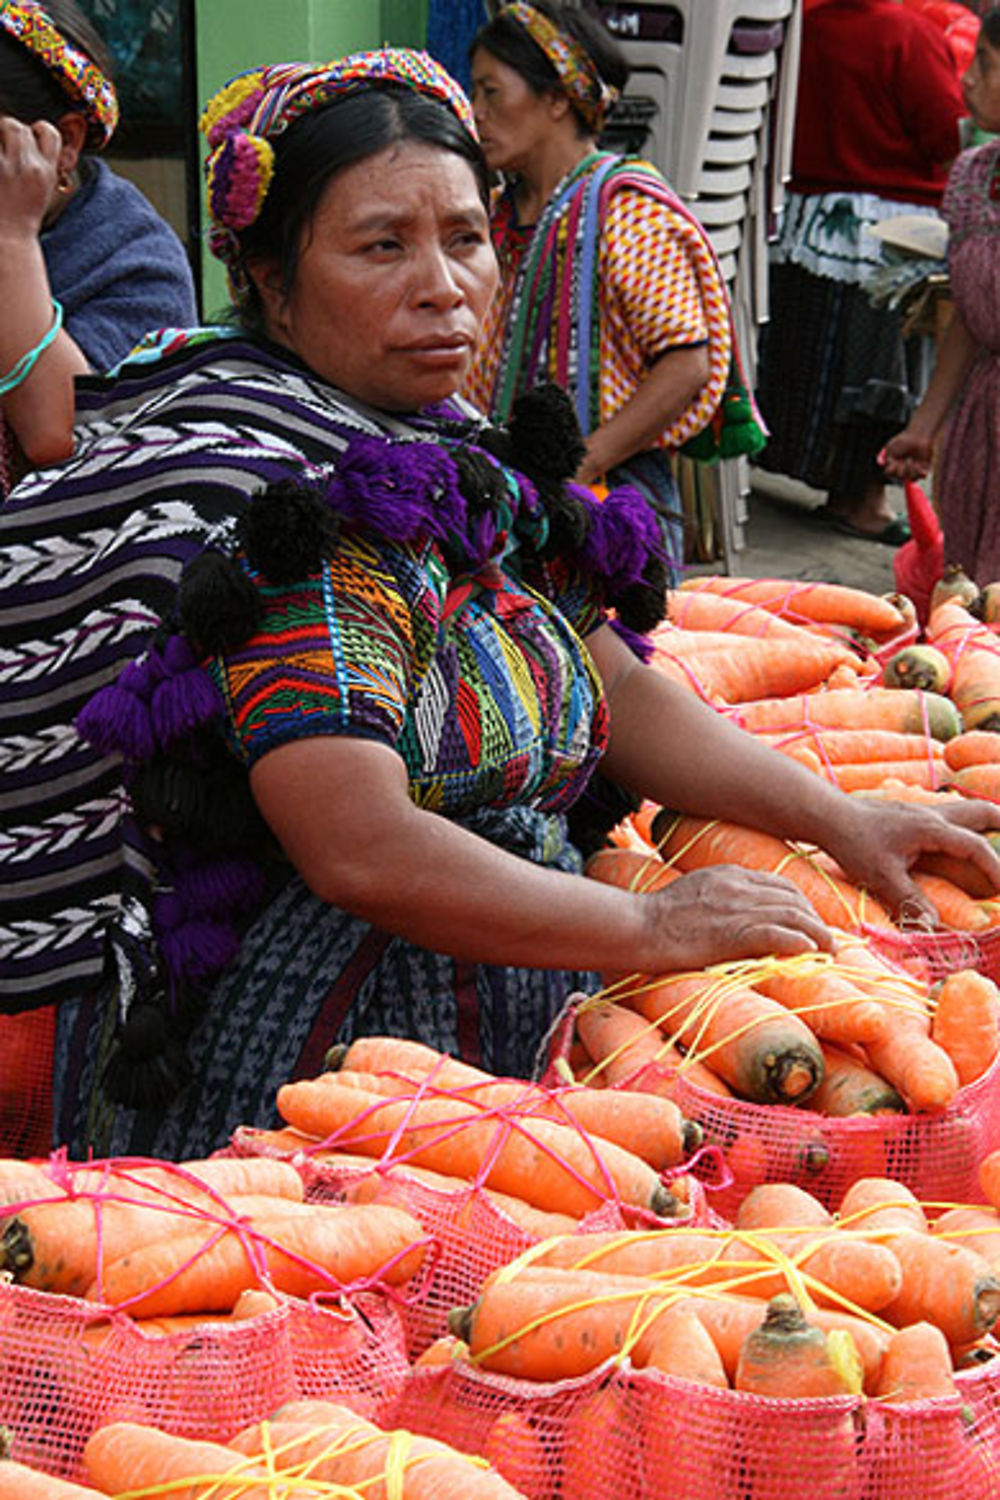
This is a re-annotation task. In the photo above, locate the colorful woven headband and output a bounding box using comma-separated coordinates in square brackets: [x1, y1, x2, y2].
[200, 49, 479, 300]
[0, 0, 117, 148]
[502, 2, 618, 133]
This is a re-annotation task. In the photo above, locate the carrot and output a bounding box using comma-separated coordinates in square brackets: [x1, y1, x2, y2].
[914, 842, 1000, 899]
[829, 759, 945, 793]
[0, 1462, 107, 1499]
[229, 1124, 320, 1156]
[754, 957, 889, 1046]
[932, 1207, 1000, 1271]
[734, 1293, 862, 1398]
[881, 1234, 1000, 1345]
[0, 1159, 63, 1210]
[414, 1333, 469, 1368]
[654, 813, 893, 929]
[678, 575, 908, 638]
[944, 730, 1000, 771]
[735, 1183, 832, 1231]
[863, 1011, 961, 1113]
[625, 970, 825, 1104]
[978, 1149, 1000, 1211]
[912, 873, 993, 930]
[574, 999, 682, 1092]
[88, 1202, 426, 1316]
[927, 598, 1000, 731]
[1, 1191, 311, 1297]
[275, 1076, 674, 1218]
[330, 1065, 698, 1174]
[666, 588, 826, 639]
[931, 969, 1000, 1084]
[729, 687, 961, 742]
[838, 1178, 929, 1233]
[327, 1034, 492, 1087]
[344, 1159, 581, 1238]
[229, 1401, 524, 1499]
[805, 1043, 907, 1116]
[84, 1423, 271, 1500]
[874, 1322, 957, 1401]
[640, 1300, 730, 1386]
[583, 845, 679, 893]
[949, 762, 1000, 801]
[649, 627, 860, 704]
[757, 727, 945, 765]
[684, 1292, 890, 1393]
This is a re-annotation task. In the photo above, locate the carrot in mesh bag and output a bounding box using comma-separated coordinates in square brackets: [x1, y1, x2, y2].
[573, 997, 733, 1100]
[83, 1424, 280, 1500]
[646, 625, 863, 704]
[926, 597, 1000, 734]
[0, 1462, 107, 1499]
[275, 1075, 676, 1218]
[676, 574, 910, 640]
[227, 1399, 528, 1498]
[653, 812, 894, 930]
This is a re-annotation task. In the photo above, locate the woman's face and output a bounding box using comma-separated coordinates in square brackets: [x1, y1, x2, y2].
[963, 29, 1000, 135]
[469, 48, 564, 174]
[256, 141, 498, 412]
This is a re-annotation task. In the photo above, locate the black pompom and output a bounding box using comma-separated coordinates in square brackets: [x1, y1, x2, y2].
[100, 1002, 193, 1110]
[508, 384, 587, 482]
[535, 479, 592, 559]
[451, 445, 511, 517]
[179, 551, 263, 654]
[566, 777, 641, 860]
[237, 479, 340, 585]
[614, 551, 670, 635]
[129, 747, 271, 854]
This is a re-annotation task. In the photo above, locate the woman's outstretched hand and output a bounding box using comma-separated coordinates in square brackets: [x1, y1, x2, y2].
[637, 865, 834, 974]
[819, 796, 1000, 928]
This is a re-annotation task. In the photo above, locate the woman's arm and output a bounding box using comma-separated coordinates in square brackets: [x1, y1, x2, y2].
[0, 118, 89, 469]
[250, 735, 832, 976]
[587, 623, 1000, 920]
[576, 343, 710, 486]
[882, 309, 980, 482]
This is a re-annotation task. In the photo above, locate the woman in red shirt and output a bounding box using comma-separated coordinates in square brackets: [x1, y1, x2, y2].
[755, 0, 965, 541]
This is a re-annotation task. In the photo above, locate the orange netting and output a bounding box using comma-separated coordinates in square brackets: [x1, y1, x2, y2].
[390, 1356, 1000, 1500]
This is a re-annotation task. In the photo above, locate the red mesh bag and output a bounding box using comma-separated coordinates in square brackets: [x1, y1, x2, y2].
[865, 922, 1000, 989]
[676, 1051, 1000, 1219]
[0, 1282, 408, 1483]
[228, 1126, 716, 1357]
[390, 1358, 1000, 1500]
[0, 1005, 55, 1156]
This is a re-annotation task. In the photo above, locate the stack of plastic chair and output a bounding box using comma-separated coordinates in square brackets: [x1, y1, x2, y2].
[598, 0, 802, 570]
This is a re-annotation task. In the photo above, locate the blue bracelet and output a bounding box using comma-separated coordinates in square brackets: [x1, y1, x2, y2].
[0, 299, 65, 397]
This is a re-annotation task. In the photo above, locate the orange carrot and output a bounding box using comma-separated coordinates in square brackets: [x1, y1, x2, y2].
[927, 599, 1000, 732]
[327, 1034, 493, 1087]
[84, 1424, 271, 1500]
[838, 1178, 928, 1233]
[583, 845, 680, 893]
[757, 728, 944, 766]
[881, 1235, 1000, 1345]
[863, 1013, 961, 1112]
[0, 1462, 106, 1498]
[932, 1207, 1000, 1271]
[649, 627, 860, 704]
[730, 687, 961, 741]
[276, 1076, 674, 1217]
[685, 1292, 889, 1392]
[979, 1149, 1000, 1212]
[874, 1322, 957, 1401]
[734, 1293, 862, 1398]
[574, 998, 684, 1093]
[931, 969, 1000, 1084]
[678, 575, 908, 638]
[944, 730, 1000, 771]
[754, 959, 889, 1046]
[625, 970, 825, 1104]
[806, 1043, 907, 1117]
[735, 1183, 832, 1231]
[343, 1158, 582, 1238]
[654, 813, 893, 929]
[829, 759, 945, 793]
[640, 1300, 730, 1385]
[88, 1202, 426, 1316]
[666, 588, 827, 639]
[949, 763, 1000, 801]
[912, 873, 993, 930]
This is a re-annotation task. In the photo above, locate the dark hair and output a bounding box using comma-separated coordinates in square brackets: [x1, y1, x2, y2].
[983, 8, 1000, 50]
[234, 85, 490, 335]
[471, 0, 628, 136]
[0, 0, 113, 129]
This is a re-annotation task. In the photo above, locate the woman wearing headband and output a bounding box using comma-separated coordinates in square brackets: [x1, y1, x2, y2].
[2, 49, 997, 1160]
[0, 0, 196, 494]
[464, 0, 765, 581]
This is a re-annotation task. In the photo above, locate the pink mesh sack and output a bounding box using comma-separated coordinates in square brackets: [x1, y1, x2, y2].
[390, 1357, 1000, 1500]
[676, 1052, 1000, 1219]
[0, 1282, 409, 1484]
[0, 1005, 55, 1157]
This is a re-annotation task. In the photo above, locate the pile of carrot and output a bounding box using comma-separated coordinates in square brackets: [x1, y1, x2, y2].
[568, 863, 1000, 1115]
[0, 1152, 427, 1322]
[439, 1173, 1000, 1401]
[0, 1399, 528, 1498]
[251, 1035, 701, 1226]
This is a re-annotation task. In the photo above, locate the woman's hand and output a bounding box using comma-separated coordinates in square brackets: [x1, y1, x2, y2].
[0, 117, 61, 244]
[881, 428, 935, 482]
[817, 796, 1000, 926]
[636, 866, 834, 973]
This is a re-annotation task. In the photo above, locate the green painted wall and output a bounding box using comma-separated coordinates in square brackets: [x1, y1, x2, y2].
[195, 0, 427, 315]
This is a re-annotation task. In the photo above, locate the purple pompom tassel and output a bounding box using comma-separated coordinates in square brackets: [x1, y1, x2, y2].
[160, 917, 242, 987]
[151, 668, 225, 747]
[77, 682, 156, 762]
[173, 854, 268, 918]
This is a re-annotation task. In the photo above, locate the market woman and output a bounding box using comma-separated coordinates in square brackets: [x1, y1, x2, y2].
[464, 0, 763, 582]
[0, 0, 196, 495]
[2, 50, 998, 1162]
